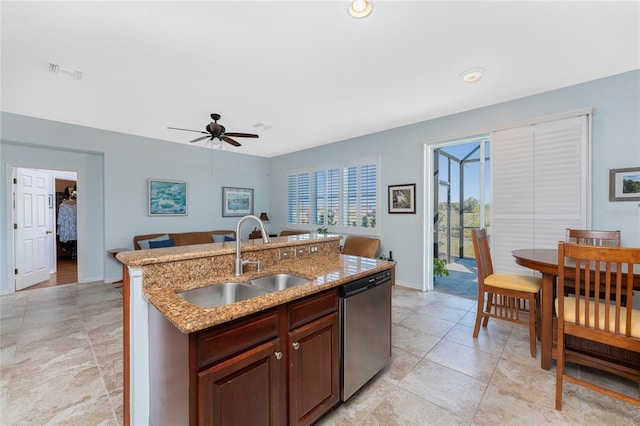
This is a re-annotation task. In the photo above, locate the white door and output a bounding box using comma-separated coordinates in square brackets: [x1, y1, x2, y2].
[15, 168, 51, 290]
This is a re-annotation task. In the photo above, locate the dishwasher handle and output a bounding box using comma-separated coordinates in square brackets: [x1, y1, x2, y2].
[341, 270, 391, 298]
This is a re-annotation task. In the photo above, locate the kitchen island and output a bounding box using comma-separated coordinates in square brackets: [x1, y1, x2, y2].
[117, 233, 394, 425]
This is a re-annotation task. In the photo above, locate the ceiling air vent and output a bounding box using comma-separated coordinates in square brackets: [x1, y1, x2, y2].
[48, 62, 84, 80]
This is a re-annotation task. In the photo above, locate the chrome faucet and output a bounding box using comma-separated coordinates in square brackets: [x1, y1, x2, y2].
[235, 214, 271, 276]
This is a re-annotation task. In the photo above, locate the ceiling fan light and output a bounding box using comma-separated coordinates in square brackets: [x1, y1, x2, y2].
[348, 0, 372, 18]
[461, 68, 485, 83]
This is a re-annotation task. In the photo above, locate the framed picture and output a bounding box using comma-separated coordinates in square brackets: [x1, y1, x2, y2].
[609, 167, 640, 201]
[148, 179, 188, 216]
[222, 187, 254, 217]
[388, 183, 416, 214]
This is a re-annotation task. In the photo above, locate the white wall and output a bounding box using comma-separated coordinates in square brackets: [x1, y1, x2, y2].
[1, 114, 271, 293]
[269, 70, 640, 289]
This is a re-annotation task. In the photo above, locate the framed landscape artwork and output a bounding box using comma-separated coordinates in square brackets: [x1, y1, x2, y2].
[148, 179, 188, 216]
[609, 167, 640, 201]
[388, 183, 416, 214]
[222, 187, 254, 217]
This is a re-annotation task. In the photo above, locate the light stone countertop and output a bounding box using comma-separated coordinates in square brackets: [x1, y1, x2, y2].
[117, 234, 395, 333]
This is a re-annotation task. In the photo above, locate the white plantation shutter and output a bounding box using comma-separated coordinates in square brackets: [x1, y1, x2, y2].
[327, 169, 340, 226]
[491, 115, 589, 274]
[360, 164, 377, 228]
[343, 166, 358, 227]
[314, 170, 325, 225]
[298, 173, 310, 224]
[287, 174, 297, 224]
[287, 157, 379, 233]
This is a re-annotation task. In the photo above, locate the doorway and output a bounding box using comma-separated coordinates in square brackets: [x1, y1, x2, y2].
[432, 137, 490, 299]
[13, 167, 78, 291]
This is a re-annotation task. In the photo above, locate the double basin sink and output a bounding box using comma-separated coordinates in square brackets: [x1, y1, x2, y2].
[177, 274, 311, 308]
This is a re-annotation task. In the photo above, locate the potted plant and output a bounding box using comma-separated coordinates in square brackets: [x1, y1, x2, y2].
[433, 257, 449, 278]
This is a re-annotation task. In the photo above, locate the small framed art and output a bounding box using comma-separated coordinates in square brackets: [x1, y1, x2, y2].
[148, 179, 188, 216]
[609, 167, 640, 201]
[388, 183, 416, 214]
[222, 187, 254, 217]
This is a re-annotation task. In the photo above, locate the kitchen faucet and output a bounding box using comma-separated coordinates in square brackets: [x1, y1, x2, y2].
[235, 214, 271, 276]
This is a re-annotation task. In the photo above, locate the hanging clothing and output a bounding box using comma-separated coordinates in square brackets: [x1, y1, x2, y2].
[58, 202, 77, 242]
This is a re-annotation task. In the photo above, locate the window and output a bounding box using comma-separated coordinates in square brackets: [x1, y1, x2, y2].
[287, 157, 379, 234]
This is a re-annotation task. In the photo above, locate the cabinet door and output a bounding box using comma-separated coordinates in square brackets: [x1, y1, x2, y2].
[198, 339, 283, 426]
[288, 312, 339, 426]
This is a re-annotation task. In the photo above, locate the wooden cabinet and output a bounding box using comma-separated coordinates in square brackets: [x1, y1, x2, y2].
[198, 338, 283, 426]
[288, 312, 339, 425]
[149, 289, 340, 425]
[287, 289, 340, 425]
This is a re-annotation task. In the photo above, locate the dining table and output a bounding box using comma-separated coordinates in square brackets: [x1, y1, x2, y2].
[512, 248, 640, 371]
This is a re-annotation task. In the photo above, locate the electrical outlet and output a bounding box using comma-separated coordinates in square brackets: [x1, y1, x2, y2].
[296, 247, 306, 256]
[280, 248, 292, 259]
[309, 245, 319, 253]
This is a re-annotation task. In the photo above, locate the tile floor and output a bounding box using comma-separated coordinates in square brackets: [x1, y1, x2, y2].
[433, 257, 478, 300]
[1, 282, 123, 425]
[1, 282, 638, 425]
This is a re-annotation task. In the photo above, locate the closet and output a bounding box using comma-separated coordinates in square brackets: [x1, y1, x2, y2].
[57, 183, 77, 259]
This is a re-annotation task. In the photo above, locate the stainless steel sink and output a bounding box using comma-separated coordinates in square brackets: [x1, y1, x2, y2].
[249, 273, 311, 292]
[177, 282, 269, 308]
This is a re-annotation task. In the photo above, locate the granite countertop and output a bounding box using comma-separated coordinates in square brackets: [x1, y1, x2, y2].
[118, 234, 395, 334]
[116, 233, 340, 266]
[148, 255, 393, 333]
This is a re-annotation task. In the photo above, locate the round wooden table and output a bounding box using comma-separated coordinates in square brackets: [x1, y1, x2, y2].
[512, 248, 640, 370]
[512, 249, 559, 370]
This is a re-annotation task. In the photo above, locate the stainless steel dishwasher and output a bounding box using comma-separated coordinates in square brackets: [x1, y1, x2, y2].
[340, 269, 392, 401]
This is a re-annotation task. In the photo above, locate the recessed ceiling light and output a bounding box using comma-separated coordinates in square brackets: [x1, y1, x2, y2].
[461, 68, 484, 83]
[348, 0, 372, 18]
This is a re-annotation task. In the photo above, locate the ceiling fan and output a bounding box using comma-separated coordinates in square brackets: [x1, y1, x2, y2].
[168, 113, 259, 147]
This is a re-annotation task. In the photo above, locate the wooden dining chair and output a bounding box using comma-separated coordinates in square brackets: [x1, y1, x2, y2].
[566, 228, 621, 247]
[471, 229, 542, 358]
[565, 229, 623, 300]
[555, 242, 640, 410]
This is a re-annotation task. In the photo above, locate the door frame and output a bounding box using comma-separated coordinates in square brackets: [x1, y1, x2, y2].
[7, 163, 80, 293]
[423, 136, 490, 292]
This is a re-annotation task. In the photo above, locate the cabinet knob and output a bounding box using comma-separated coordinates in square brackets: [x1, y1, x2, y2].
[292, 342, 300, 350]
[275, 351, 283, 360]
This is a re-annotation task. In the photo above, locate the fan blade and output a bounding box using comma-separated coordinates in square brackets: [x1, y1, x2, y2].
[168, 126, 208, 134]
[224, 132, 259, 138]
[190, 135, 210, 143]
[221, 136, 241, 147]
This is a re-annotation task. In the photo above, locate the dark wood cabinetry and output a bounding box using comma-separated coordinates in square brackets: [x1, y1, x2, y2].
[198, 338, 283, 426]
[149, 289, 340, 425]
[288, 312, 339, 425]
[287, 290, 340, 426]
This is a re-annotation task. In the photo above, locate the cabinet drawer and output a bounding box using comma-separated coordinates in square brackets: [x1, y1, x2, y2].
[288, 289, 338, 330]
[196, 309, 280, 369]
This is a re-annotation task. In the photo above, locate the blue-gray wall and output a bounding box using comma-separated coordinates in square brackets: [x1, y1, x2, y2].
[269, 70, 640, 288]
[2, 70, 638, 293]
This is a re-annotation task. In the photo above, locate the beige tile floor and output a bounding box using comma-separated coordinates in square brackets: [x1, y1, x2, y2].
[1, 282, 638, 425]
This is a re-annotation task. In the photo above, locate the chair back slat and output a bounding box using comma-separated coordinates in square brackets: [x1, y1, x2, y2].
[566, 229, 621, 247]
[471, 229, 493, 284]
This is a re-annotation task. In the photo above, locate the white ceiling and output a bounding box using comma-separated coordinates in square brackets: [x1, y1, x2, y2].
[2, 1, 638, 158]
